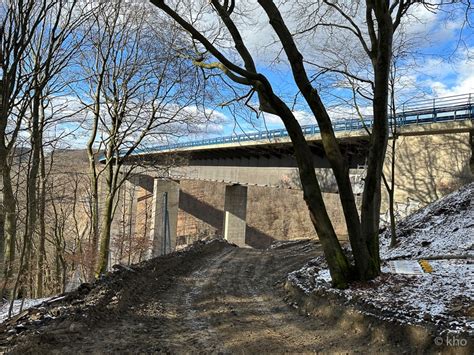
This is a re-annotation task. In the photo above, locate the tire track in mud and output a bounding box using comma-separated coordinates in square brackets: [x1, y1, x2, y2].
[176, 247, 235, 351]
[210, 248, 322, 353]
[160, 245, 326, 353]
[156, 246, 236, 352]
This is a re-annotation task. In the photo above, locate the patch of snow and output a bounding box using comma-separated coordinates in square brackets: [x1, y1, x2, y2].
[380, 182, 474, 260]
[317, 269, 332, 283]
[0, 298, 51, 324]
[290, 259, 473, 333]
[289, 183, 474, 334]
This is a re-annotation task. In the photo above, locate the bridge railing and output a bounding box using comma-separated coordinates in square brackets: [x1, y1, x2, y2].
[401, 93, 472, 112]
[396, 93, 473, 126]
[135, 93, 473, 154]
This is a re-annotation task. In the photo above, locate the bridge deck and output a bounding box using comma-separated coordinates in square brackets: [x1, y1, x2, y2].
[122, 93, 474, 159]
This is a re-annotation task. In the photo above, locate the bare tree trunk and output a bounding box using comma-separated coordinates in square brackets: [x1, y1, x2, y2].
[0, 109, 18, 297]
[118, 188, 127, 263]
[0, 164, 4, 284]
[96, 184, 115, 276]
[388, 189, 397, 247]
[17, 85, 42, 298]
[385, 76, 399, 248]
[8, 149, 33, 316]
[85, 46, 109, 280]
[359, 4, 394, 279]
[70, 174, 83, 280]
[86, 119, 100, 281]
[1, 162, 17, 279]
[36, 129, 47, 297]
[263, 91, 353, 287]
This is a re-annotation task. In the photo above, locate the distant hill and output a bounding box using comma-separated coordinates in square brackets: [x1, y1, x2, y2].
[52, 149, 89, 164]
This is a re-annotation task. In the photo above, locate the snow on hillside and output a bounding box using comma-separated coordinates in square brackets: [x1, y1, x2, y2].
[380, 182, 474, 260]
[0, 298, 51, 324]
[289, 182, 474, 334]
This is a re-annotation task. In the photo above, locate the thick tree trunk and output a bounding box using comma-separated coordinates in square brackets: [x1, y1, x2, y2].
[0, 81, 8, 281]
[17, 87, 42, 297]
[88, 159, 100, 280]
[0, 104, 16, 292]
[263, 90, 353, 288]
[96, 188, 114, 276]
[359, 3, 394, 280]
[86, 83, 102, 280]
[0, 164, 4, 281]
[96, 153, 117, 276]
[1, 165, 14, 284]
[387, 129, 398, 248]
[1, 158, 17, 297]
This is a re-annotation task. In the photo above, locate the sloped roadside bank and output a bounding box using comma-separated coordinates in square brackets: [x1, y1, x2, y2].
[284, 183, 474, 354]
[283, 278, 472, 354]
[0, 239, 236, 353]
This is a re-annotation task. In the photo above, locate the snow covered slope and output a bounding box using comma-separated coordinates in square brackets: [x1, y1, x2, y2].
[289, 182, 474, 335]
[380, 182, 474, 260]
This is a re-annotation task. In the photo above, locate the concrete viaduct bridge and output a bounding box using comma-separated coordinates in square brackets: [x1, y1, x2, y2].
[106, 94, 474, 261]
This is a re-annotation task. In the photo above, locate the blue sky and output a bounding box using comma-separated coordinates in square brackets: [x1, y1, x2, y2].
[194, 2, 474, 139]
[51, 2, 474, 149]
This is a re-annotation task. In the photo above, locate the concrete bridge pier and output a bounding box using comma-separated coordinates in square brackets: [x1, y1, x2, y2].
[124, 180, 137, 243]
[223, 184, 248, 247]
[149, 178, 180, 257]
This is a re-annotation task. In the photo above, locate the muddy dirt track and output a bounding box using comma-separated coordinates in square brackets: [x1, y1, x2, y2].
[1, 240, 424, 354]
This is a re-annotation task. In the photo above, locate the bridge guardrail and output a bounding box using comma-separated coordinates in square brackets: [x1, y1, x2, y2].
[126, 93, 474, 156]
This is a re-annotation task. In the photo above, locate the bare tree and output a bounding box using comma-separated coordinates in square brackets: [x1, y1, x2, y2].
[14, 0, 88, 301]
[77, 1, 205, 276]
[0, 0, 53, 287]
[147, 0, 468, 287]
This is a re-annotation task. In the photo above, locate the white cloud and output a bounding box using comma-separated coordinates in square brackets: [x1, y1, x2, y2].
[413, 47, 474, 98]
[263, 109, 315, 127]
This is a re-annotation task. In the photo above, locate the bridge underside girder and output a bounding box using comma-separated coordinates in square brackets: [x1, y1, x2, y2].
[126, 137, 370, 168]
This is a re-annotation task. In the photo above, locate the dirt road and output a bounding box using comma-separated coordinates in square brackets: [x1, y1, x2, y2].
[1, 240, 413, 353]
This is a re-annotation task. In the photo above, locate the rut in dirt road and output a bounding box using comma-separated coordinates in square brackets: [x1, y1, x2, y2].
[2, 240, 411, 354]
[158, 244, 327, 353]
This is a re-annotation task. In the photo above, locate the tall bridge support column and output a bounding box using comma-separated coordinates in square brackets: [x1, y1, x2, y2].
[223, 184, 248, 247]
[149, 179, 180, 257]
[124, 179, 137, 251]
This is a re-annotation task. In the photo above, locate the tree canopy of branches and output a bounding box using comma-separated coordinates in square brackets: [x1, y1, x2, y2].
[75, 1, 206, 276]
[148, 0, 471, 287]
[0, 0, 209, 301]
